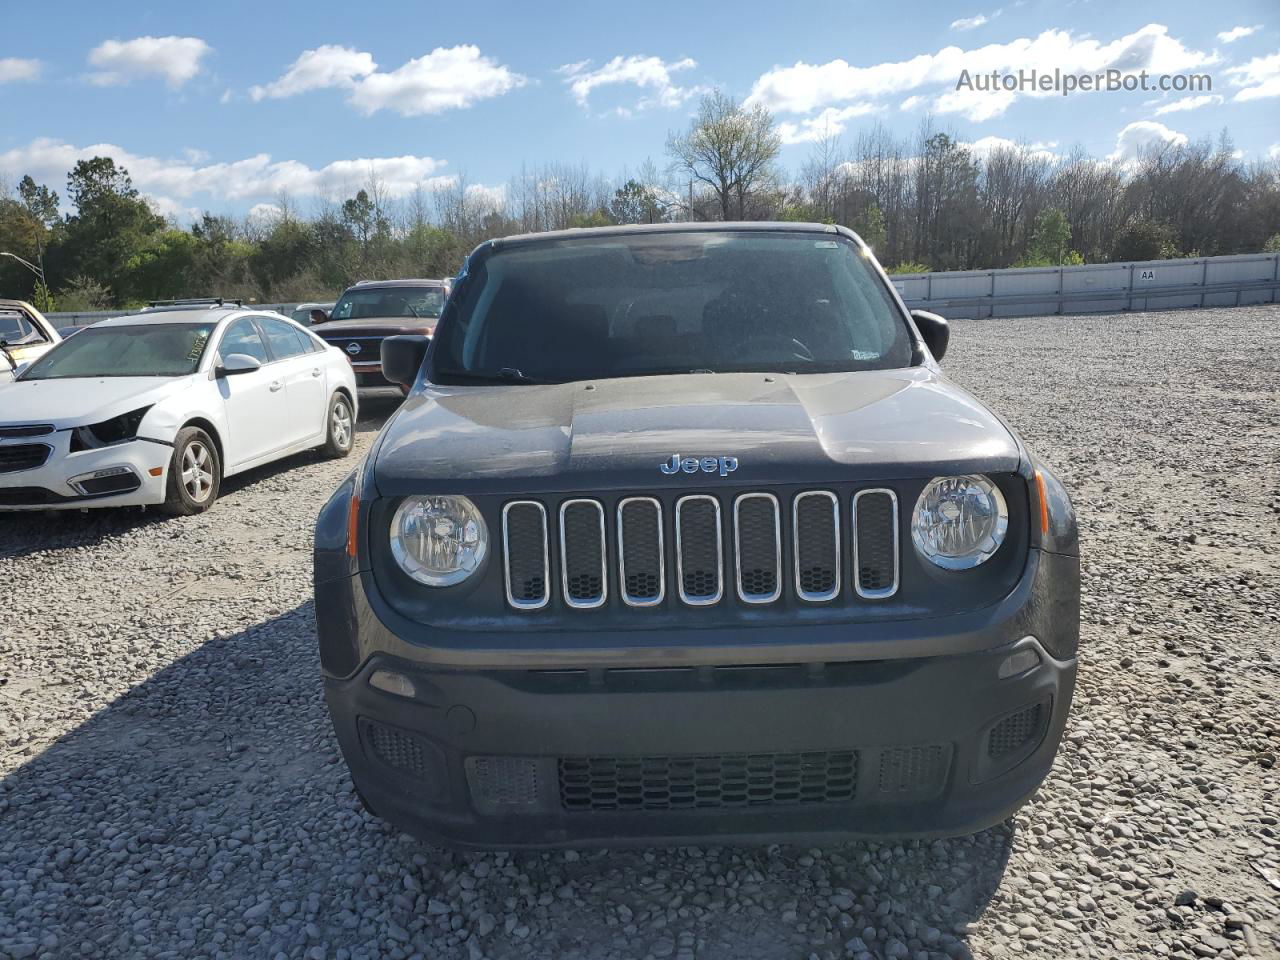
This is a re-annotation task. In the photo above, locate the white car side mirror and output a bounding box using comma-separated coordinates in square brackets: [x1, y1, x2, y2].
[218, 353, 262, 377]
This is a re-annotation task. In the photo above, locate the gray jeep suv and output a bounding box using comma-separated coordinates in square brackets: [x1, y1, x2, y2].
[314, 222, 1079, 849]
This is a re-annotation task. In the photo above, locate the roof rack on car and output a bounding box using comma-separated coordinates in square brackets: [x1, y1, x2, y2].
[146, 297, 243, 308]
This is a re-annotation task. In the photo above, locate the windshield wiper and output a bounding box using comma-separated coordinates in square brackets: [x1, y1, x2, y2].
[435, 367, 549, 385]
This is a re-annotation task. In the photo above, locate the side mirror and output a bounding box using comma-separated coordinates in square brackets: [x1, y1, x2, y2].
[217, 353, 262, 377]
[910, 310, 950, 363]
[381, 335, 431, 389]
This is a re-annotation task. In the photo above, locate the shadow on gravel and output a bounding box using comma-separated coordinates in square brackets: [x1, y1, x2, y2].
[0, 593, 1015, 960]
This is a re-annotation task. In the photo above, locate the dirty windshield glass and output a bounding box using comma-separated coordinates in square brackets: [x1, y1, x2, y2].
[19, 324, 214, 379]
[430, 231, 912, 384]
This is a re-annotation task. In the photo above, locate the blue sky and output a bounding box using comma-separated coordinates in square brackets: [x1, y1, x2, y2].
[1, 0, 1276, 220]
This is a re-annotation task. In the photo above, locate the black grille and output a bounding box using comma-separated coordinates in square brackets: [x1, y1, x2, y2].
[0, 424, 53, 439]
[465, 756, 541, 807]
[364, 720, 430, 777]
[676, 496, 722, 604]
[561, 500, 606, 606]
[559, 750, 858, 812]
[794, 492, 839, 601]
[878, 744, 948, 794]
[988, 704, 1043, 759]
[503, 502, 549, 608]
[0, 443, 51, 474]
[854, 490, 898, 598]
[619, 498, 663, 605]
[735, 494, 780, 602]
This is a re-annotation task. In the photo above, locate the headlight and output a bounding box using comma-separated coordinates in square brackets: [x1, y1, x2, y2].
[911, 475, 1008, 570]
[389, 495, 488, 586]
[71, 405, 152, 450]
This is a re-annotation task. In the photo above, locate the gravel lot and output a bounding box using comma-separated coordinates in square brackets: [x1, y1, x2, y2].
[2, 308, 1278, 960]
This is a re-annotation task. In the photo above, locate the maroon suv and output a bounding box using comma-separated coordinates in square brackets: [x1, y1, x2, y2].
[312, 279, 450, 389]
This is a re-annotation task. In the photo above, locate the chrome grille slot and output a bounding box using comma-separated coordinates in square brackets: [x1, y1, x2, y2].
[853, 489, 899, 599]
[734, 493, 781, 603]
[675, 495, 722, 605]
[793, 491, 840, 602]
[502, 501, 549, 610]
[618, 497, 664, 606]
[559, 499, 607, 608]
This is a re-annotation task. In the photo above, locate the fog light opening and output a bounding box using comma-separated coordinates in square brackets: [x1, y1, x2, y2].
[369, 669, 416, 699]
[998, 645, 1042, 679]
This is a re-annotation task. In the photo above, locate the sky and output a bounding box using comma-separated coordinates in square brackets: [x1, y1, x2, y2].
[0, 0, 1276, 221]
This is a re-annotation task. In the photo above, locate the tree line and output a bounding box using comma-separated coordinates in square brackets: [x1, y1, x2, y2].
[2, 91, 1278, 311]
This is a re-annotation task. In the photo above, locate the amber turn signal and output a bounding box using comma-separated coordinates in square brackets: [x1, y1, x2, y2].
[1034, 471, 1050, 536]
[347, 493, 360, 558]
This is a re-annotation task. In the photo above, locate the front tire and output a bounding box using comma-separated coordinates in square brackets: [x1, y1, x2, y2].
[162, 427, 221, 516]
[322, 392, 354, 458]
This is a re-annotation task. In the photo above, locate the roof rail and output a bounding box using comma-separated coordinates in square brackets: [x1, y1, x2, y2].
[146, 297, 243, 308]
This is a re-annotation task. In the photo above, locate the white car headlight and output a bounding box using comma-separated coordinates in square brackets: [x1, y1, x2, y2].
[390, 495, 488, 586]
[911, 475, 1008, 570]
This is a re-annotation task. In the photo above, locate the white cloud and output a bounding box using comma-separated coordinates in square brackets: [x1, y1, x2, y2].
[778, 103, 881, 144]
[951, 14, 988, 31]
[0, 138, 453, 213]
[144, 194, 201, 221]
[1225, 52, 1280, 101]
[559, 55, 702, 111]
[1108, 120, 1188, 165]
[87, 36, 212, 88]
[247, 202, 283, 222]
[1153, 93, 1223, 115]
[746, 23, 1217, 127]
[219, 88, 232, 104]
[899, 94, 926, 111]
[464, 183, 507, 213]
[0, 58, 42, 83]
[249, 45, 375, 101]
[965, 136, 1060, 163]
[250, 44, 524, 116]
[1216, 26, 1259, 44]
[1269, 143, 1280, 160]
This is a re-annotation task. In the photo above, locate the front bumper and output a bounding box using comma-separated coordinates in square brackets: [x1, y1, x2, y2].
[0, 431, 169, 510]
[322, 548, 1079, 848]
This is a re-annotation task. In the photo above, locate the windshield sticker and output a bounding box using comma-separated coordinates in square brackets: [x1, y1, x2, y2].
[187, 334, 208, 361]
[814, 241, 839, 248]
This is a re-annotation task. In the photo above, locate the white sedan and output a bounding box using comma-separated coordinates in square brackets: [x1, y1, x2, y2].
[0, 305, 357, 514]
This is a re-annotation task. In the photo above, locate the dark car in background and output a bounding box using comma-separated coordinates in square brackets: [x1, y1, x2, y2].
[311, 280, 450, 389]
[314, 223, 1080, 849]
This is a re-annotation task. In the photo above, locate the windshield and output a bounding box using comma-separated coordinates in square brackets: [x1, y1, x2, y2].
[430, 231, 913, 384]
[329, 287, 444, 322]
[19, 323, 214, 380]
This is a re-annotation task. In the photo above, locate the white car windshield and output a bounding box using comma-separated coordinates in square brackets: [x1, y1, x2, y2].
[20, 323, 215, 380]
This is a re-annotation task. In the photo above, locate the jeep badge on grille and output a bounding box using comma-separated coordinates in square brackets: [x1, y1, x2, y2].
[660, 454, 739, 477]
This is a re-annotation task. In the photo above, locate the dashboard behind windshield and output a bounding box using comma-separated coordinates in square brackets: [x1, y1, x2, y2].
[430, 231, 913, 384]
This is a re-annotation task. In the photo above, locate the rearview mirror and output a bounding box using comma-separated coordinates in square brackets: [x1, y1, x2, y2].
[217, 353, 262, 377]
[381, 335, 431, 389]
[910, 310, 950, 363]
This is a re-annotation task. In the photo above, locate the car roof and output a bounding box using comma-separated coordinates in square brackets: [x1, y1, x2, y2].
[488, 221, 843, 249]
[347, 279, 446, 289]
[90, 307, 282, 328]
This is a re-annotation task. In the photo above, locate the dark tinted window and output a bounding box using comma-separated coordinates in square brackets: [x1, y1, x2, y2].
[20, 324, 214, 379]
[259, 317, 310, 359]
[431, 231, 912, 384]
[218, 318, 269, 364]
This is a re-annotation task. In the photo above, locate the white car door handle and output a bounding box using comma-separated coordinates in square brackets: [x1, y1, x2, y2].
[311, 368, 321, 377]
[269, 380, 283, 392]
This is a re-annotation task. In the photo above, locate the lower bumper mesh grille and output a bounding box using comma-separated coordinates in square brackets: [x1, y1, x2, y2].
[559, 750, 858, 812]
[988, 703, 1044, 759]
[0, 443, 51, 474]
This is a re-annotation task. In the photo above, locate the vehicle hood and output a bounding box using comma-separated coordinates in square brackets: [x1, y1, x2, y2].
[373, 368, 1023, 495]
[0, 376, 195, 430]
[313, 319, 435, 338]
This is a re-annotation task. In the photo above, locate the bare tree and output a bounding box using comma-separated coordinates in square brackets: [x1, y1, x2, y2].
[666, 90, 782, 220]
